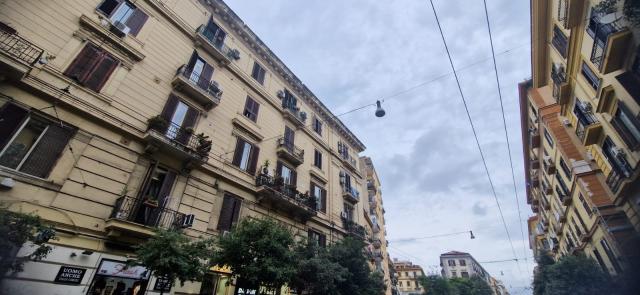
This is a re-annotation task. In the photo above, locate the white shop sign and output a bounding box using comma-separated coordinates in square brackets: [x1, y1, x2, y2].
[96, 259, 150, 279]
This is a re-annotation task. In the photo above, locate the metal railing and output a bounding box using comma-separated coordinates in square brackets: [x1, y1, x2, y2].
[110, 196, 186, 229]
[255, 173, 318, 211]
[552, 26, 568, 58]
[606, 171, 624, 193]
[341, 217, 366, 239]
[176, 64, 222, 99]
[281, 102, 307, 123]
[342, 185, 360, 201]
[0, 29, 43, 66]
[197, 25, 232, 56]
[276, 137, 304, 161]
[147, 117, 211, 159]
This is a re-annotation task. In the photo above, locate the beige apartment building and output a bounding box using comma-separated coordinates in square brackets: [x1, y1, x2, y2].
[523, 0, 640, 277]
[0, 0, 374, 294]
[440, 251, 508, 295]
[393, 259, 424, 295]
[361, 156, 395, 295]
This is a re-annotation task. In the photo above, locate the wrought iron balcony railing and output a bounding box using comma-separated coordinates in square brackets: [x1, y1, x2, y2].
[342, 185, 360, 202]
[147, 116, 212, 160]
[110, 196, 186, 230]
[176, 64, 223, 99]
[276, 137, 304, 165]
[341, 217, 366, 239]
[255, 173, 318, 211]
[0, 28, 43, 66]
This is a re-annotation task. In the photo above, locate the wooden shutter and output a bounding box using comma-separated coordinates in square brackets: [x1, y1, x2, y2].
[247, 144, 259, 175]
[321, 188, 327, 213]
[126, 8, 148, 36]
[0, 103, 28, 149]
[156, 170, 176, 206]
[97, 0, 121, 16]
[231, 197, 241, 226]
[185, 51, 198, 75]
[176, 106, 198, 144]
[84, 52, 119, 92]
[217, 195, 235, 231]
[231, 137, 245, 167]
[160, 94, 180, 121]
[284, 126, 294, 147]
[64, 44, 101, 82]
[19, 124, 75, 178]
[290, 169, 297, 187]
[200, 62, 214, 86]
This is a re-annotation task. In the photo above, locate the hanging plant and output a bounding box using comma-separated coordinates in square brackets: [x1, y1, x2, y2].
[147, 115, 168, 131]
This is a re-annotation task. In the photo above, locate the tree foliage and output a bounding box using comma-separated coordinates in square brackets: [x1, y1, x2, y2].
[290, 241, 348, 295]
[327, 237, 385, 295]
[132, 229, 214, 294]
[532, 253, 613, 295]
[0, 209, 56, 275]
[419, 275, 453, 295]
[419, 275, 491, 295]
[211, 218, 296, 293]
[595, 0, 640, 27]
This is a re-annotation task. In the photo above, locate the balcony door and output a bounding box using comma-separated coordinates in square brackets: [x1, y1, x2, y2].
[160, 95, 198, 144]
[134, 164, 176, 226]
[283, 126, 295, 150]
[203, 18, 226, 49]
[186, 52, 214, 90]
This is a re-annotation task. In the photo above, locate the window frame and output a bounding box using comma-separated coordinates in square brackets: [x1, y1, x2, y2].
[313, 117, 323, 135]
[313, 149, 322, 169]
[243, 96, 260, 122]
[251, 62, 266, 85]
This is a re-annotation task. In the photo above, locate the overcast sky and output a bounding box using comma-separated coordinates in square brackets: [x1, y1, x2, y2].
[224, 0, 534, 293]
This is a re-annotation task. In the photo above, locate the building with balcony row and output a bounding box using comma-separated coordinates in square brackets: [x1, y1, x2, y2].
[393, 259, 425, 295]
[0, 0, 380, 294]
[523, 0, 640, 277]
[440, 251, 508, 295]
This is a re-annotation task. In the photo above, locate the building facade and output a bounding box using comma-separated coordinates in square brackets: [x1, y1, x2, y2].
[0, 0, 371, 294]
[392, 259, 424, 295]
[440, 251, 507, 295]
[361, 156, 395, 295]
[524, 0, 640, 276]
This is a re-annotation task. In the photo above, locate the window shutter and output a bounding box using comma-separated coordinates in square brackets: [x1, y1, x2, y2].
[157, 170, 176, 206]
[19, 124, 76, 178]
[97, 0, 121, 16]
[250, 99, 260, 121]
[321, 188, 327, 213]
[247, 144, 260, 175]
[231, 137, 245, 167]
[64, 44, 101, 82]
[126, 8, 148, 36]
[0, 103, 28, 149]
[284, 126, 294, 146]
[231, 197, 242, 226]
[276, 161, 283, 177]
[160, 94, 180, 122]
[200, 62, 214, 86]
[217, 195, 235, 231]
[185, 51, 199, 75]
[290, 169, 297, 187]
[84, 52, 119, 92]
[176, 106, 198, 145]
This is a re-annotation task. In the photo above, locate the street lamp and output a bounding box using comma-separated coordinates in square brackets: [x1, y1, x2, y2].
[375, 100, 386, 117]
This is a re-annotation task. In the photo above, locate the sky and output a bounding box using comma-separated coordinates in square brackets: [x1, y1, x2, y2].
[223, 0, 535, 293]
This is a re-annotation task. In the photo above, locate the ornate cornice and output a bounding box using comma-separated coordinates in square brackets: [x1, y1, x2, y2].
[201, 0, 366, 152]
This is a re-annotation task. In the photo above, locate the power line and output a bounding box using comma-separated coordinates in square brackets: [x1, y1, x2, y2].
[425, 0, 520, 273]
[390, 230, 472, 243]
[481, 0, 528, 270]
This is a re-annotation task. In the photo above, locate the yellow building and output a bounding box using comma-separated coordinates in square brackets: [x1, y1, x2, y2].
[0, 0, 372, 294]
[361, 156, 394, 295]
[523, 0, 640, 276]
[393, 259, 424, 295]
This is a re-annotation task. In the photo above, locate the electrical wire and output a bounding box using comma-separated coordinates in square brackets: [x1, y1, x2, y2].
[389, 230, 472, 243]
[481, 0, 529, 270]
[426, 0, 520, 273]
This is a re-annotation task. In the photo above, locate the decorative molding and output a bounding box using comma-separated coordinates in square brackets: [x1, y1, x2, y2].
[77, 15, 146, 66]
[202, 0, 366, 151]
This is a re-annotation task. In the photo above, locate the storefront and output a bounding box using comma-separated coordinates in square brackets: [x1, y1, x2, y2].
[86, 259, 150, 295]
[199, 265, 234, 295]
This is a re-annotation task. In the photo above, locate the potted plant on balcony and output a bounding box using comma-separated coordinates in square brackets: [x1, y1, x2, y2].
[262, 160, 270, 175]
[195, 133, 212, 157]
[147, 115, 168, 131]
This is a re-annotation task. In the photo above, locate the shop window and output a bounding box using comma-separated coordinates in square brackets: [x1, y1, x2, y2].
[87, 259, 150, 295]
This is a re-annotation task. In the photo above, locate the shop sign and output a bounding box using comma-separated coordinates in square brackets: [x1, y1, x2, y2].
[153, 276, 172, 292]
[96, 259, 150, 279]
[54, 266, 86, 284]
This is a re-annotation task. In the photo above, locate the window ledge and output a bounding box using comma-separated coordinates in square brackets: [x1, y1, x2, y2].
[77, 14, 146, 63]
[232, 117, 264, 141]
[310, 167, 327, 183]
[0, 167, 63, 191]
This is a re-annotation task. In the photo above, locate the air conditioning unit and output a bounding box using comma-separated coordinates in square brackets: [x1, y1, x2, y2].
[110, 21, 130, 37]
[181, 214, 195, 228]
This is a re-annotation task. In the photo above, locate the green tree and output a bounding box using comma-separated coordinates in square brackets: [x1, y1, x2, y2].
[542, 254, 612, 295]
[289, 241, 348, 295]
[0, 209, 56, 278]
[467, 276, 492, 295]
[532, 251, 555, 295]
[131, 229, 214, 295]
[418, 275, 453, 295]
[327, 237, 385, 295]
[211, 218, 296, 294]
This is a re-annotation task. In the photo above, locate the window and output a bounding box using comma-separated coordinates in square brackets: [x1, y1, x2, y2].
[308, 230, 326, 247]
[461, 271, 469, 278]
[559, 157, 572, 179]
[612, 101, 640, 150]
[282, 90, 298, 111]
[158, 95, 199, 144]
[313, 149, 322, 169]
[231, 137, 259, 174]
[217, 194, 242, 231]
[341, 171, 352, 191]
[131, 164, 177, 225]
[451, 271, 457, 278]
[310, 182, 327, 213]
[543, 128, 554, 148]
[184, 52, 214, 91]
[64, 44, 120, 92]
[277, 161, 296, 186]
[578, 194, 593, 217]
[343, 203, 354, 221]
[459, 260, 466, 266]
[201, 17, 226, 49]
[251, 62, 266, 85]
[600, 239, 622, 274]
[243, 96, 260, 122]
[552, 25, 568, 58]
[581, 62, 600, 90]
[0, 102, 76, 178]
[97, 0, 149, 36]
[412, 271, 416, 277]
[337, 141, 349, 159]
[399, 281, 402, 287]
[592, 249, 608, 274]
[313, 117, 323, 135]
[448, 260, 456, 266]
[407, 281, 411, 287]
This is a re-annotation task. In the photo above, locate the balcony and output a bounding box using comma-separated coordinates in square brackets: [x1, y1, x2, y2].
[530, 133, 541, 149]
[255, 173, 317, 222]
[611, 102, 640, 151]
[276, 138, 304, 166]
[370, 199, 378, 209]
[543, 157, 557, 175]
[341, 154, 358, 171]
[587, 9, 632, 74]
[106, 196, 187, 237]
[0, 27, 43, 80]
[282, 103, 307, 127]
[602, 140, 633, 194]
[561, 193, 572, 206]
[574, 102, 601, 145]
[531, 160, 541, 170]
[558, 0, 585, 29]
[195, 25, 234, 65]
[143, 117, 212, 168]
[342, 185, 360, 203]
[372, 238, 382, 249]
[551, 26, 568, 59]
[171, 65, 222, 110]
[551, 64, 570, 104]
[342, 217, 366, 239]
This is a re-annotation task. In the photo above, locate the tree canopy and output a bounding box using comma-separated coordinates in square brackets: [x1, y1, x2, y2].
[419, 275, 453, 295]
[0, 209, 55, 275]
[290, 241, 348, 295]
[532, 253, 613, 295]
